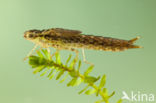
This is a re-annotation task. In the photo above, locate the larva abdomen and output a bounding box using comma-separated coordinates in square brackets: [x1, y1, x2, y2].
[77, 35, 141, 51]
[24, 28, 141, 52]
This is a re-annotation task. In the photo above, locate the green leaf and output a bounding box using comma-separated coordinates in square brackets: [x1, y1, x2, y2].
[99, 75, 106, 89]
[75, 77, 83, 86]
[117, 99, 122, 103]
[103, 88, 109, 99]
[84, 65, 94, 76]
[69, 58, 76, 70]
[37, 51, 44, 58]
[29, 56, 40, 67]
[96, 89, 100, 96]
[95, 99, 104, 103]
[49, 70, 57, 80]
[96, 75, 106, 96]
[77, 60, 81, 71]
[67, 78, 77, 87]
[33, 65, 45, 74]
[55, 52, 61, 64]
[29, 55, 47, 68]
[67, 77, 82, 87]
[65, 54, 72, 65]
[109, 91, 115, 98]
[56, 70, 65, 80]
[42, 49, 51, 60]
[47, 68, 54, 77]
[40, 68, 49, 76]
[78, 85, 89, 94]
[59, 72, 69, 83]
[84, 76, 100, 84]
[85, 89, 96, 95]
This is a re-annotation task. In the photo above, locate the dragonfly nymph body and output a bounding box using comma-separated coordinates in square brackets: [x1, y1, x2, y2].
[24, 28, 141, 51]
[24, 28, 141, 64]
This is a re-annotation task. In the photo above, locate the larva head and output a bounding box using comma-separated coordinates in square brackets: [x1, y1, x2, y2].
[24, 29, 41, 40]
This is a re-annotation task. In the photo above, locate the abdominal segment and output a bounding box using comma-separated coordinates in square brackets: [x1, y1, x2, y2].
[74, 35, 141, 51]
[42, 34, 141, 51]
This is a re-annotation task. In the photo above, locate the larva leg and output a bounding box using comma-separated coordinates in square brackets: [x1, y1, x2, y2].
[70, 48, 79, 67]
[71, 48, 79, 60]
[81, 48, 94, 66]
[24, 44, 38, 60]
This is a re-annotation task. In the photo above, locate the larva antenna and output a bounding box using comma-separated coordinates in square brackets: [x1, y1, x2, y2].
[128, 36, 140, 44]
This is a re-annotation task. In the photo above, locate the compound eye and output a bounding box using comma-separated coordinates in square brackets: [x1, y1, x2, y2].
[29, 34, 34, 38]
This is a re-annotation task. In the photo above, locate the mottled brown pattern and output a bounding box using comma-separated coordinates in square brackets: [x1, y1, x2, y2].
[24, 28, 141, 51]
[42, 28, 82, 37]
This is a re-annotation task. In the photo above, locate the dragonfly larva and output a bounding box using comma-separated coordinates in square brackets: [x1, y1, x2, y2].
[24, 28, 141, 65]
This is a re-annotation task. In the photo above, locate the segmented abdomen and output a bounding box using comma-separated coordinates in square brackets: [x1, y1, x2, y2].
[60, 35, 141, 51]
[42, 34, 141, 51]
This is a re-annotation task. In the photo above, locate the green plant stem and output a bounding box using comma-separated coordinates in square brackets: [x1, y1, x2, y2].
[79, 73, 108, 103]
[47, 59, 109, 103]
[28, 50, 122, 103]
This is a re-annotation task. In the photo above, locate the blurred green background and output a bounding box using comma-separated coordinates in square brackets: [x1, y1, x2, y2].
[0, 0, 155, 103]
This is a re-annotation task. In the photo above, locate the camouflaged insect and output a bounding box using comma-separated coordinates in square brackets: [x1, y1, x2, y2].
[24, 28, 141, 51]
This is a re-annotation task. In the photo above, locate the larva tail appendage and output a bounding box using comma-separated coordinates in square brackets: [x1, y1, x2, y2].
[128, 36, 140, 44]
[128, 36, 143, 49]
[130, 45, 142, 49]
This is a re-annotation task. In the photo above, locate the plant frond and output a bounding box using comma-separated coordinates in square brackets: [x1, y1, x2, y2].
[27, 49, 122, 103]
